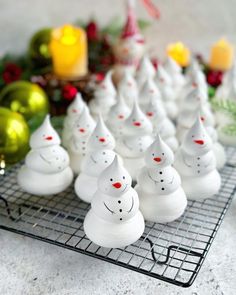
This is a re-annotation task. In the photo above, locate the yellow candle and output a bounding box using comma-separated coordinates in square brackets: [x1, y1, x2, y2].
[209, 38, 234, 71]
[50, 24, 88, 79]
[167, 42, 190, 67]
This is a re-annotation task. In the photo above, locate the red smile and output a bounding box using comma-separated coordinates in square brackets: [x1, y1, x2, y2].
[99, 137, 106, 142]
[194, 139, 204, 145]
[45, 136, 53, 141]
[133, 121, 141, 127]
[112, 182, 122, 189]
[154, 157, 161, 162]
[118, 115, 124, 119]
[79, 128, 85, 133]
[146, 112, 153, 117]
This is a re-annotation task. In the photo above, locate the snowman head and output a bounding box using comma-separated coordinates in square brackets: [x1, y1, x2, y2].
[115, 38, 144, 62]
[67, 93, 86, 116]
[95, 70, 116, 98]
[155, 64, 172, 86]
[165, 56, 181, 75]
[109, 93, 130, 122]
[98, 156, 132, 197]
[72, 107, 95, 138]
[144, 97, 166, 120]
[198, 104, 215, 127]
[184, 87, 207, 107]
[118, 70, 138, 96]
[87, 115, 115, 151]
[139, 78, 162, 103]
[145, 134, 174, 168]
[190, 70, 207, 91]
[136, 56, 156, 80]
[30, 115, 60, 149]
[182, 116, 212, 155]
[123, 100, 153, 136]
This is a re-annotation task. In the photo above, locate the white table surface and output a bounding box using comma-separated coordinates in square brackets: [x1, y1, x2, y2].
[0, 196, 235, 295]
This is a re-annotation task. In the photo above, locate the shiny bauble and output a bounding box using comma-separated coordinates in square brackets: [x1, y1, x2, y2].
[0, 81, 49, 129]
[0, 107, 29, 164]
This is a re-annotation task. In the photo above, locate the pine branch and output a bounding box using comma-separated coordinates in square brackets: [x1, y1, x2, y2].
[212, 98, 236, 119]
[222, 123, 236, 135]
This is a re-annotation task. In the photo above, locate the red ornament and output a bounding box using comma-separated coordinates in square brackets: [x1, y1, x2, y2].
[2, 63, 22, 84]
[62, 84, 78, 101]
[207, 70, 223, 87]
[86, 21, 98, 41]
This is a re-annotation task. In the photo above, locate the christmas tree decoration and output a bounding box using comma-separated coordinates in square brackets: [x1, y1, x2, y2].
[61, 84, 78, 101]
[17, 115, 73, 195]
[0, 81, 49, 129]
[167, 42, 190, 67]
[0, 107, 29, 164]
[174, 117, 221, 200]
[28, 28, 52, 68]
[135, 135, 187, 223]
[209, 39, 234, 71]
[50, 24, 88, 79]
[2, 63, 22, 84]
[84, 155, 145, 248]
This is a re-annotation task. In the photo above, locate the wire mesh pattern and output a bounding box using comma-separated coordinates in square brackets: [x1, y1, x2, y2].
[0, 147, 236, 287]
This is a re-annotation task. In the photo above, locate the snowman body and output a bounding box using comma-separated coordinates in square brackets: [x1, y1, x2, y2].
[135, 135, 187, 223]
[61, 93, 87, 148]
[116, 101, 153, 180]
[67, 108, 96, 174]
[174, 118, 221, 200]
[74, 116, 117, 203]
[18, 115, 73, 195]
[84, 156, 145, 248]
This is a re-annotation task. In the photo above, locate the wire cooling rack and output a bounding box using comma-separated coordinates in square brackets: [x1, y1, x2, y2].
[0, 148, 236, 288]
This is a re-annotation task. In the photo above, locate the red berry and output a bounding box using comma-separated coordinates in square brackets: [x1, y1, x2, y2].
[62, 84, 77, 101]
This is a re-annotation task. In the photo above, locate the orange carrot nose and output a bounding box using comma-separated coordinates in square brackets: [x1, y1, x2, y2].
[194, 139, 204, 145]
[112, 182, 122, 189]
[200, 116, 205, 121]
[118, 114, 124, 119]
[154, 157, 161, 162]
[192, 82, 197, 87]
[101, 84, 106, 89]
[79, 128, 85, 133]
[45, 136, 53, 141]
[72, 109, 78, 113]
[146, 112, 153, 117]
[133, 121, 141, 127]
[99, 137, 106, 142]
[128, 82, 132, 87]
[149, 89, 154, 93]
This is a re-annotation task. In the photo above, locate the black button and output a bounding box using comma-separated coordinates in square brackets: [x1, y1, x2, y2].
[120, 218, 122, 221]
[197, 170, 200, 173]
[197, 164, 200, 167]
[119, 209, 122, 212]
[118, 200, 121, 204]
[159, 172, 162, 174]
[162, 188, 165, 190]
[197, 157, 200, 160]
[161, 179, 164, 182]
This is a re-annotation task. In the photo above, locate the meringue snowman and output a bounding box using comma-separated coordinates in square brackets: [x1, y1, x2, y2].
[135, 135, 187, 223]
[62, 93, 88, 148]
[74, 116, 118, 203]
[106, 93, 131, 138]
[155, 65, 178, 120]
[84, 156, 145, 248]
[139, 77, 162, 108]
[164, 56, 185, 95]
[67, 107, 96, 174]
[118, 70, 138, 107]
[89, 70, 116, 119]
[116, 100, 153, 180]
[174, 117, 221, 200]
[18, 115, 73, 195]
[144, 97, 178, 152]
[136, 55, 156, 89]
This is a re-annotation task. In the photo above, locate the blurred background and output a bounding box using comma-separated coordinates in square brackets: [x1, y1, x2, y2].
[1, 0, 236, 58]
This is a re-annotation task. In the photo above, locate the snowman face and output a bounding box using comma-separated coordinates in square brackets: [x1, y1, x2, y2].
[72, 108, 95, 138]
[185, 88, 207, 106]
[137, 56, 156, 78]
[87, 117, 115, 151]
[115, 39, 144, 61]
[124, 102, 153, 136]
[98, 156, 132, 197]
[183, 117, 212, 155]
[109, 94, 130, 122]
[96, 70, 116, 97]
[199, 105, 215, 127]
[30, 115, 60, 149]
[165, 57, 181, 74]
[140, 78, 161, 102]
[67, 93, 86, 116]
[119, 71, 137, 93]
[156, 65, 172, 86]
[145, 98, 166, 120]
[145, 135, 174, 168]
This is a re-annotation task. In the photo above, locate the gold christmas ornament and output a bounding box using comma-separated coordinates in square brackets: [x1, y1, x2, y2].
[0, 81, 49, 128]
[0, 107, 30, 164]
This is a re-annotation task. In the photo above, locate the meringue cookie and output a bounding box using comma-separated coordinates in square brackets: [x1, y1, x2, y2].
[118, 70, 138, 107]
[136, 55, 156, 89]
[139, 77, 162, 107]
[18, 115, 73, 195]
[84, 156, 145, 248]
[164, 57, 185, 93]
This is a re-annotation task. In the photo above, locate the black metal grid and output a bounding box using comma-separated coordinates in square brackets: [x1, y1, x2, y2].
[0, 147, 236, 288]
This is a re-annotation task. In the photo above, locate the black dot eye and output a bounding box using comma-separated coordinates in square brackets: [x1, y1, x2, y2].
[103, 152, 106, 155]
[110, 178, 113, 181]
[162, 153, 164, 155]
[96, 135, 98, 138]
[192, 135, 194, 138]
[123, 176, 125, 179]
[152, 153, 154, 156]
[132, 119, 135, 122]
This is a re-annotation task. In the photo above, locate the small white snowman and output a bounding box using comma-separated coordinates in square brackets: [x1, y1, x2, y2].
[174, 117, 221, 200]
[135, 135, 187, 223]
[62, 93, 88, 148]
[84, 156, 145, 248]
[144, 97, 178, 152]
[18, 115, 73, 195]
[155, 64, 178, 120]
[118, 70, 138, 107]
[139, 77, 162, 108]
[116, 100, 153, 180]
[67, 107, 96, 174]
[89, 70, 117, 119]
[106, 93, 131, 138]
[74, 116, 118, 203]
[136, 55, 156, 89]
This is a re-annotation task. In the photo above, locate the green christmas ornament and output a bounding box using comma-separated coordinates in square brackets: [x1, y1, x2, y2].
[0, 81, 49, 130]
[0, 107, 30, 165]
[28, 28, 52, 68]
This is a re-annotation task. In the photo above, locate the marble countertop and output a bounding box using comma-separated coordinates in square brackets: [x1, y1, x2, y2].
[0, 196, 235, 295]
